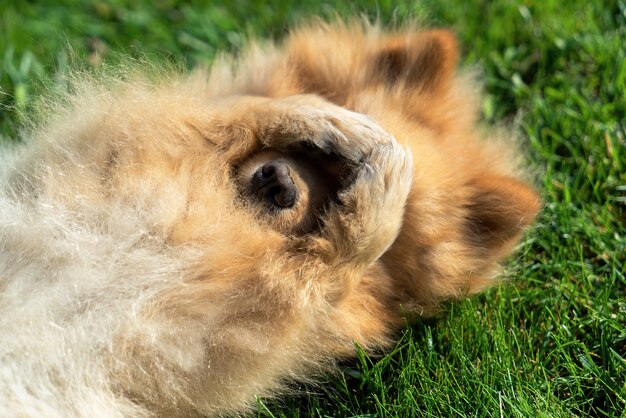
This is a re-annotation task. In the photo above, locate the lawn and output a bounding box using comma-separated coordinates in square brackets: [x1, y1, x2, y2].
[1, 0, 624, 416]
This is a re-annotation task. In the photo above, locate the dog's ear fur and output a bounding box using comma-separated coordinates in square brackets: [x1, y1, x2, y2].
[382, 174, 540, 313]
[370, 30, 459, 93]
[464, 175, 541, 258]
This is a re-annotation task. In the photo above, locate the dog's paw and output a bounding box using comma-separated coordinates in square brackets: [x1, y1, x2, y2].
[253, 95, 413, 266]
[323, 135, 413, 268]
[218, 95, 412, 266]
[260, 95, 396, 165]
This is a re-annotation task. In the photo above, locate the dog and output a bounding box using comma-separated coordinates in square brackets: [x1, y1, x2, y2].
[0, 21, 540, 417]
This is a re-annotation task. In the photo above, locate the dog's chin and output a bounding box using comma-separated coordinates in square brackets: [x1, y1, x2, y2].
[234, 149, 338, 235]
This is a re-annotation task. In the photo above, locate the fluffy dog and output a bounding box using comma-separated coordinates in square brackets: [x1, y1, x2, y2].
[0, 21, 540, 417]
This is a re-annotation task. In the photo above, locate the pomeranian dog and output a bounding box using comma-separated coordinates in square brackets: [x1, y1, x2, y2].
[0, 21, 540, 417]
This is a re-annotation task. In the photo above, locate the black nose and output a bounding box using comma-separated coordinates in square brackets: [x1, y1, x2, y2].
[251, 161, 297, 208]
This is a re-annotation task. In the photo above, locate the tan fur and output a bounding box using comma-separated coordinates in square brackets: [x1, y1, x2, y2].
[267, 22, 541, 313]
[0, 20, 539, 417]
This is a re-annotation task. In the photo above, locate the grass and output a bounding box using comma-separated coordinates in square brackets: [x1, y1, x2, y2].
[1, 0, 624, 416]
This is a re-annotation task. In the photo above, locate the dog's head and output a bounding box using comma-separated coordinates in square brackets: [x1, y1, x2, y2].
[267, 21, 542, 312]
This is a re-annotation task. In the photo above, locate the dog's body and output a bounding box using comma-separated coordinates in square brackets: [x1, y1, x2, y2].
[0, 22, 539, 416]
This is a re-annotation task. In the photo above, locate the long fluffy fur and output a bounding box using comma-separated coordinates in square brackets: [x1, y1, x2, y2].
[0, 20, 539, 416]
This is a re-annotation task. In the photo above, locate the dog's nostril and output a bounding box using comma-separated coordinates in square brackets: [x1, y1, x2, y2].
[261, 163, 275, 178]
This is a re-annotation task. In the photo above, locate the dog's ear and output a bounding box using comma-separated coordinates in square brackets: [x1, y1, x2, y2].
[463, 175, 541, 257]
[371, 30, 459, 93]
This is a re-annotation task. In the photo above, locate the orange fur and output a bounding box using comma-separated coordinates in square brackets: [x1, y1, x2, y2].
[267, 21, 541, 313]
[0, 20, 539, 417]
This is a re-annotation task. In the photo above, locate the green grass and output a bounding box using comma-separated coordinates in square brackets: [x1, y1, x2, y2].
[1, 0, 624, 416]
